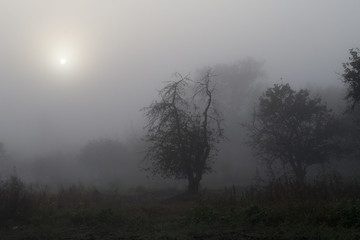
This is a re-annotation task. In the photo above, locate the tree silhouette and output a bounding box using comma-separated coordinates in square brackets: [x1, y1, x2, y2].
[247, 83, 339, 184]
[79, 139, 129, 185]
[342, 48, 360, 111]
[143, 71, 224, 194]
[341, 48, 360, 160]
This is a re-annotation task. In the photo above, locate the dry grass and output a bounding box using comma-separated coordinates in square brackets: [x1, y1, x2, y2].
[0, 175, 359, 239]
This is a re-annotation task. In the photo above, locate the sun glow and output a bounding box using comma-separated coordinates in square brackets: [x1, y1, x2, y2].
[38, 29, 93, 86]
[59, 58, 67, 65]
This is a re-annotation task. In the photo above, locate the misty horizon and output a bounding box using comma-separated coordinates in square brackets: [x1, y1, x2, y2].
[0, 1, 359, 190]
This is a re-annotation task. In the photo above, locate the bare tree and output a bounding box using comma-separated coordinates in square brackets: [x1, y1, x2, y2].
[143, 71, 224, 194]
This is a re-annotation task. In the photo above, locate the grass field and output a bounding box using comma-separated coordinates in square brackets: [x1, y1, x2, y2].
[0, 176, 360, 240]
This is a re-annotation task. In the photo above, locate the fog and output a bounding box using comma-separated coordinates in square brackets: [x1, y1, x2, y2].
[0, 1, 360, 188]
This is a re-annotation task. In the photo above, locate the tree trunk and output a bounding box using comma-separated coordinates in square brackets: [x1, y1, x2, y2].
[294, 168, 306, 186]
[187, 175, 201, 194]
[289, 159, 306, 186]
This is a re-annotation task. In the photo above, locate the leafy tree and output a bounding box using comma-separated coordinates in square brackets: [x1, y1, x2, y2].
[342, 48, 360, 110]
[247, 83, 339, 184]
[143, 71, 224, 194]
[209, 59, 265, 184]
[0, 143, 5, 161]
[212, 58, 265, 118]
[341, 48, 360, 160]
[0, 143, 10, 177]
[79, 139, 130, 185]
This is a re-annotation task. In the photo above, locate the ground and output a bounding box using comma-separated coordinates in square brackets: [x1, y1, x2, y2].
[0, 178, 360, 239]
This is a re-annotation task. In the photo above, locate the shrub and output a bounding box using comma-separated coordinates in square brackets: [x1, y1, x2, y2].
[0, 175, 34, 224]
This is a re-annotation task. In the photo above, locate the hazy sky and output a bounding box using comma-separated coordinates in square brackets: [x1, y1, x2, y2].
[0, 0, 359, 154]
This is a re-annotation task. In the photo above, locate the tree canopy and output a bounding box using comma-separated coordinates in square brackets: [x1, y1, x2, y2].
[342, 48, 360, 111]
[341, 48, 360, 161]
[143, 71, 224, 194]
[79, 139, 130, 186]
[247, 83, 339, 184]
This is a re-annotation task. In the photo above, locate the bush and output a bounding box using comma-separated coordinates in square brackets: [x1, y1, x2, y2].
[242, 205, 277, 226]
[336, 201, 360, 228]
[70, 208, 122, 226]
[191, 204, 217, 224]
[0, 175, 34, 224]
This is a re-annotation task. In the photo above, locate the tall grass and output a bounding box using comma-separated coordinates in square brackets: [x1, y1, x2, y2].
[0, 174, 359, 239]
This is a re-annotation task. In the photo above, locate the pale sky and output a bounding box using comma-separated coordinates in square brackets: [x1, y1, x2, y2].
[0, 0, 359, 154]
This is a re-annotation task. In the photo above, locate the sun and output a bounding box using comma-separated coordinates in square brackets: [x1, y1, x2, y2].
[59, 58, 67, 65]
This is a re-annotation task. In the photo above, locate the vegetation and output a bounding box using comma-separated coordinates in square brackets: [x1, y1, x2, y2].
[342, 48, 360, 110]
[79, 139, 129, 182]
[0, 175, 360, 239]
[341, 48, 360, 160]
[143, 71, 224, 194]
[2, 49, 360, 239]
[247, 83, 340, 184]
